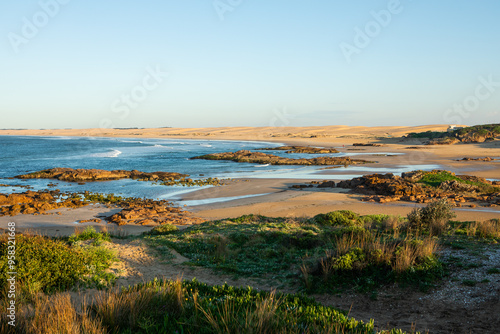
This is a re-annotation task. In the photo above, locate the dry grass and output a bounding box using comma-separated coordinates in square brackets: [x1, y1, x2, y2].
[472, 220, 500, 238]
[197, 291, 283, 334]
[325, 230, 440, 274]
[91, 278, 185, 329]
[382, 216, 401, 232]
[1, 293, 104, 334]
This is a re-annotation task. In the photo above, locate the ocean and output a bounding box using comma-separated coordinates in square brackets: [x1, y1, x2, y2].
[0, 136, 439, 203]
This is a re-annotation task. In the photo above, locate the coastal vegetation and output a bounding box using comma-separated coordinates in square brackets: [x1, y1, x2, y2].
[405, 123, 500, 144]
[144, 207, 452, 294]
[0, 227, 116, 296]
[2, 201, 500, 333]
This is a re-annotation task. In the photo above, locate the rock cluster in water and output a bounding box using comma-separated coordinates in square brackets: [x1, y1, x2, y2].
[191, 150, 373, 165]
[352, 143, 383, 147]
[16, 168, 188, 182]
[257, 146, 339, 154]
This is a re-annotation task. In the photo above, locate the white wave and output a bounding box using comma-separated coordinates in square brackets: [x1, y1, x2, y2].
[200, 144, 213, 148]
[91, 149, 122, 158]
[254, 164, 270, 167]
[153, 144, 163, 147]
[119, 140, 143, 144]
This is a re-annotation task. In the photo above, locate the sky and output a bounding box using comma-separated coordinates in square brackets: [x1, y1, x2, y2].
[1, 0, 499, 129]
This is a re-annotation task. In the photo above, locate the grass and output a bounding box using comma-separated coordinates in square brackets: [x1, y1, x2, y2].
[415, 170, 499, 193]
[2, 201, 498, 333]
[69, 225, 111, 245]
[3, 278, 411, 334]
[145, 211, 444, 293]
[487, 268, 500, 274]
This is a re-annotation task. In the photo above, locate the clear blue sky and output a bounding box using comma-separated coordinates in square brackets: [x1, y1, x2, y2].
[1, 1, 499, 129]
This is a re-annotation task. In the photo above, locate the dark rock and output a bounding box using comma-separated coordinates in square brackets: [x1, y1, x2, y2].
[318, 181, 335, 188]
[191, 150, 373, 166]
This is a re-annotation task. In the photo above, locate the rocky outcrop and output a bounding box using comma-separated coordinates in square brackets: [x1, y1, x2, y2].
[0, 190, 87, 216]
[106, 199, 204, 226]
[257, 146, 339, 154]
[0, 189, 204, 225]
[16, 168, 188, 182]
[337, 173, 426, 198]
[191, 150, 373, 166]
[318, 181, 336, 188]
[337, 170, 500, 206]
[457, 157, 497, 162]
[353, 143, 382, 147]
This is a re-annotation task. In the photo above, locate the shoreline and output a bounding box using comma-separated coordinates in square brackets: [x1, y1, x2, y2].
[1, 126, 499, 235]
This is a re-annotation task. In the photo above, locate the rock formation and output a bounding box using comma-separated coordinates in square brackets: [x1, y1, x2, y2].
[257, 146, 339, 154]
[16, 168, 188, 182]
[191, 150, 373, 166]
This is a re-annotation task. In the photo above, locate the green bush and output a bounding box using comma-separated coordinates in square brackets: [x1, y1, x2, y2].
[407, 199, 456, 234]
[314, 210, 360, 226]
[68, 226, 110, 245]
[148, 224, 179, 235]
[0, 235, 89, 293]
[0, 232, 116, 295]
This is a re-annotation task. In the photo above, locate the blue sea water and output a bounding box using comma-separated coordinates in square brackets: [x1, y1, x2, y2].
[0, 136, 440, 202]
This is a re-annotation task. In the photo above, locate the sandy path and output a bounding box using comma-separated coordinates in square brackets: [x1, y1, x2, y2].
[103, 237, 279, 291]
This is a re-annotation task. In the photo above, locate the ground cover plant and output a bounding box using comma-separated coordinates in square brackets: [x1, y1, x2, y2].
[416, 170, 499, 194]
[145, 208, 446, 293]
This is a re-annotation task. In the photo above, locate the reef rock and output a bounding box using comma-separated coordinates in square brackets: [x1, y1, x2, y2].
[191, 150, 372, 166]
[16, 168, 188, 182]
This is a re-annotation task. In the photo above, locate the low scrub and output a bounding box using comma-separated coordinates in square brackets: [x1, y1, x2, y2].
[406, 199, 456, 235]
[314, 210, 361, 227]
[2, 278, 411, 334]
[0, 229, 116, 297]
[146, 213, 443, 292]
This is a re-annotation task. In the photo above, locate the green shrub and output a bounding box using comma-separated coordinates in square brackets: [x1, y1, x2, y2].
[314, 210, 360, 226]
[407, 199, 456, 234]
[0, 233, 116, 295]
[0, 234, 89, 293]
[148, 224, 179, 235]
[68, 226, 110, 245]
